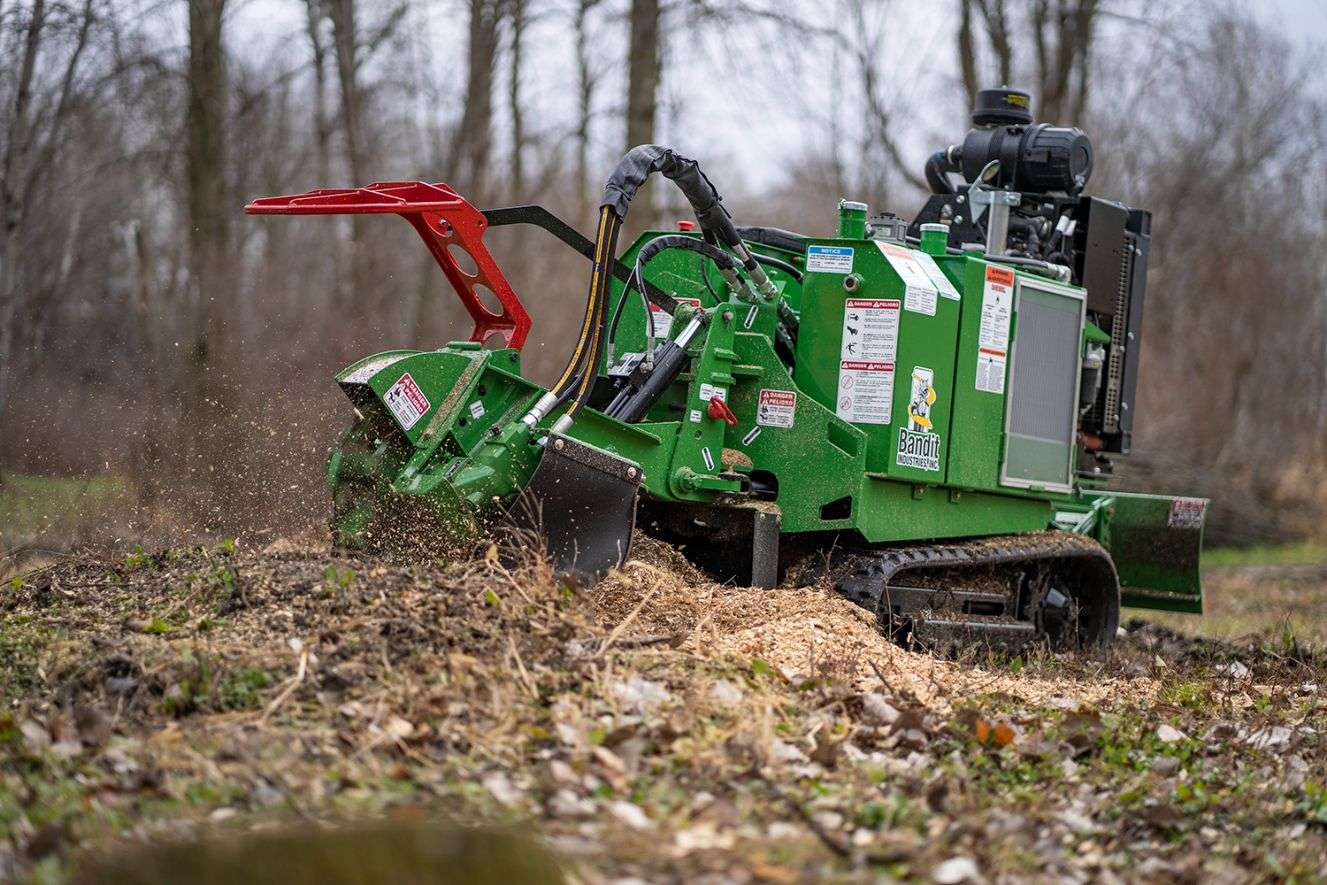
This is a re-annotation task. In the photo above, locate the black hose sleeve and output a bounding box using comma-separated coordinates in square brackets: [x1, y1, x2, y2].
[601, 145, 743, 247]
[607, 235, 737, 356]
[736, 225, 808, 253]
[751, 251, 803, 282]
[925, 147, 961, 195]
[634, 235, 740, 273]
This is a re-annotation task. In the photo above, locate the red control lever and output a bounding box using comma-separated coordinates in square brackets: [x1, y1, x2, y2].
[707, 396, 737, 426]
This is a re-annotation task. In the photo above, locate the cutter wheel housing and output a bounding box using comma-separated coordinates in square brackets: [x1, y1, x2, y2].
[246, 88, 1208, 655]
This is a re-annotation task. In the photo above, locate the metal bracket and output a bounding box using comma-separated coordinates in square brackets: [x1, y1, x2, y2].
[246, 182, 532, 349]
[968, 188, 1021, 256]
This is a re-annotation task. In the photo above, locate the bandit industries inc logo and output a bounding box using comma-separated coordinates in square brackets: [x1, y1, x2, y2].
[897, 366, 940, 471]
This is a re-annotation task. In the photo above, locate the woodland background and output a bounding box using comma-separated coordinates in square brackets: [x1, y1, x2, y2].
[1, 0, 1325, 550]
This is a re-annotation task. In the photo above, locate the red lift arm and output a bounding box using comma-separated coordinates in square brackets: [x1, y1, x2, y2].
[245, 181, 532, 350]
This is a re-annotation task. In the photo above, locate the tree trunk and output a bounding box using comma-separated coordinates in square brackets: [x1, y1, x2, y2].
[573, 0, 601, 216]
[624, 0, 661, 153]
[0, 0, 46, 433]
[326, 0, 375, 321]
[507, 0, 526, 197]
[129, 220, 163, 513]
[455, 0, 501, 202]
[957, 0, 979, 110]
[186, 0, 236, 523]
[304, 0, 333, 186]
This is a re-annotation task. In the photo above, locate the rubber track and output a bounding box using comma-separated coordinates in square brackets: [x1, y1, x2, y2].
[831, 530, 1117, 621]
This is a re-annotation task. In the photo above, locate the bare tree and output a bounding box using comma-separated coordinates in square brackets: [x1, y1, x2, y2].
[0, 0, 96, 453]
[954, 0, 1100, 123]
[304, 0, 334, 185]
[185, 0, 237, 517]
[453, 0, 503, 201]
[506, 0, 527, 196]
[572, 0, 604, 212]
[625, 0, 661, 152]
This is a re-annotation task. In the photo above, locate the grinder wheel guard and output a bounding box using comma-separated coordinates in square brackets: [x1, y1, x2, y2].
[506, 434, 642, 579]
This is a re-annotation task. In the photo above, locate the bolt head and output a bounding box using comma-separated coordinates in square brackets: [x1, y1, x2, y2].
[553, 438, 565, 451]
[627, 466, 638, 479]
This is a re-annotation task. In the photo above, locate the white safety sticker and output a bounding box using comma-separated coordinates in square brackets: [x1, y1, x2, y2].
[975, 265, 1014, 394]
[648, 297, 702, 337]
[383, 372, 431, 431]
[976, 348, 1007, 394]
[877, 242, 938, 316]
[840, 298, 900, 362]
[689, 409, 703, 423]
[913, 250, 961, 300]
[699, 383, 727, 403]
[1168, 498, 1207, 529]
[806, 245, 854, 274]
[742, 426, 762, 446]
[744, 304, 759, 329]
[468, 400, 485, 420]
[756, 389, 796, 428]
[701, 446, 715, 471]
[838, 361, 895, 425]
[837, 298, 899, 425]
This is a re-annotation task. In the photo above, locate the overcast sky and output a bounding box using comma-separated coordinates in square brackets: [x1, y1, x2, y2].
[222, 0, 1327, 195]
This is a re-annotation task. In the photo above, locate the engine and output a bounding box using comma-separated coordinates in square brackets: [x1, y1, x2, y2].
[908, 87, 1150, 460]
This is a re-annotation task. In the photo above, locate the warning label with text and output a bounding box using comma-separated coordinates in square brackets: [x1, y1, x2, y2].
[975, 265, 1014, 394]
[384, 372, 431, 430]
[757, 389, 796, 428]
[877, 242, 939, 316]
[838, 299, 899, 424]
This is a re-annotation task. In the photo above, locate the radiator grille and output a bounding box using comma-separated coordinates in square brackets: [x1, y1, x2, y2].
[1101, 232, 1135, 433]
[1002, 282, 1083, 490]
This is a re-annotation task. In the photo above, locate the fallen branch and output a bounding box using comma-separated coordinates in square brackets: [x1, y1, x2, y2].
[259, 648, 309, 724]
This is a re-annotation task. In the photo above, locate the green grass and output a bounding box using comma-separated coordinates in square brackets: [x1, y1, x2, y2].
[1202, 540, 1327, 569]
[0, 473, 130, 549]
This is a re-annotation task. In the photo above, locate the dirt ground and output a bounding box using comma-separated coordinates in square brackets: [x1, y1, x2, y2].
[1, 533, 1324, 883]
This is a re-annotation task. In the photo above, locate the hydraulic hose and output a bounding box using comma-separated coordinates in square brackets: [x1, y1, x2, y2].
[751, 251, 802, 282]
[603, 145, 780, 300]
[606, 235, 746, 364]
[560, 211, 622, 420]
[925, 146, 962, 195]
[532, 146, 747, 436]
[522, 205, 621, 429]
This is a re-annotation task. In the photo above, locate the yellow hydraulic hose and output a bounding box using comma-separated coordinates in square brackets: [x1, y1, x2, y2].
[551, 206, 614, 396]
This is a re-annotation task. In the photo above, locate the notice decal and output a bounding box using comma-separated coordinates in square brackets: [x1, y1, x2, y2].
[806, 245, 855, 274]
[383, 372, 431, 431]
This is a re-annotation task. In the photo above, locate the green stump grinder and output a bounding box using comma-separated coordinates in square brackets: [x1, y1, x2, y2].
[247, 88, 1207, 652]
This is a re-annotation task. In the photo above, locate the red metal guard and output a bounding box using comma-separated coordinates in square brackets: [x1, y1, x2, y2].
[245, 181, 532, 350]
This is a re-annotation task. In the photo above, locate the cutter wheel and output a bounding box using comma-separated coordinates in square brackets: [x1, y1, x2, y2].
[828, 532, 1120, 653]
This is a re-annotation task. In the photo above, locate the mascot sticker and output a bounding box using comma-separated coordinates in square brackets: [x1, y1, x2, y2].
[896, 366, 941, 471]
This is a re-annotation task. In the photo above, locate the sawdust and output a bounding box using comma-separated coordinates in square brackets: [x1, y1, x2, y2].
[593, 553, 1161, 713]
